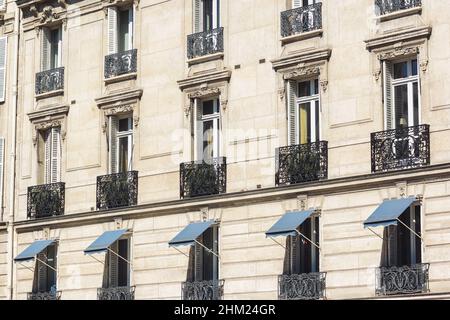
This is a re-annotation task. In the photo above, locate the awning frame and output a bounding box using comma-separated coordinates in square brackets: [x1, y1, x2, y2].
[15, 239, 58, 274]
[86, 230, 133, 269]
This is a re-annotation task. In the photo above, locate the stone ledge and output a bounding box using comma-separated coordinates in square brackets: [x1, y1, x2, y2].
[281, 29, 323, 45]
[35, 89, 64, 100]
[104, 72, 137, 85]
[187, 52, 224, 66]
[378, 7, 422, 23]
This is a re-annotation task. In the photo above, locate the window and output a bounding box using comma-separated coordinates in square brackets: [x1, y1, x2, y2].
[108, 6, 134, 54]
[288, 216, 320, 274]
[41, 26, 62, 71]
[38, 127, 61, 184]
[109, 116, 133, 174]
[105, 238, 130, 288]
[195, 99, 220, 162]
[193, 226, 219, 282]
[384, 58, 420, 130]
[33, 244, 57, 294]
[383, 205, 422, 267]
[194, 0, 220, 33]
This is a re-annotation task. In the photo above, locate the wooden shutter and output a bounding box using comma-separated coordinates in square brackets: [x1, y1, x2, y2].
[194, 235, 204, 281]
[193, 0, 203, 33]
[44, 130, 52, 184]
[107, 7, 118, 54]
[287, 80, 297, 145]
[40, 28, 51, 71]
[109, 241, 119, 287]
[383, 61, 393, 130]
[109, 116, 118, 174]
[0, 138, 4, 212]
[50, 127, 61, 183]
[0, 37, 7, 102]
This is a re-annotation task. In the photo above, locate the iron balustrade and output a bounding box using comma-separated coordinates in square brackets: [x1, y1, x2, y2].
[375, 0, 422, 15]
[35, 67, 64, 95]
[376, 263, 430, 296]
[371, 124, 430, 173]
[280, 3, 322, 38]
[187, 27, 224, 59]
[104, 49, 137, 79]
[279, 273, 326, 300]
[96, 171, 138, 211]
[182, 280, 224, 300]
[27, 182, 65, 219]
[97, 286, 136, 300]
[27, 291, 62, 300]
[276, 141, 328, 186]
[180, 157, 226, 199]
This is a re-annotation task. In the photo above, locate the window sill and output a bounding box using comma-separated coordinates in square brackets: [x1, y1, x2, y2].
[35, 89, 64, 100]
[378, 7, 422, 22]
[187, 52, 224, 66]
[104, 72, 137, 85]
[281, 29, 323, 45]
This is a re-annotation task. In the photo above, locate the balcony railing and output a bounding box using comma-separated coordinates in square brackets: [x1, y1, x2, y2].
[97, 286, 136, 300]
[180, 157, 226, 199]
[104, 49, 137, 79]
[376, 264, 430, 296]
[281, 3, 322, 38]
[187, 27, 224, 59]
[35, 67, 64, 95]
[279, 273, 326, 300]
[96, 171, 138, 211]
[371, 124, 430, 173]
[27, 291, 62, 300]
[27, 182, 65, 219]
[182, 280, 225, 300]
[375, 0, 422, 16]
[276, 141, 328, 186]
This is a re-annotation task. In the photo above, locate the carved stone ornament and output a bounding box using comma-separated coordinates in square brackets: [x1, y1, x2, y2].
[32, 120, 65, 146]
[377, 46, 419, 61]
[40, 5, 60, 23]
[278, 87, 286, 101]
[282, 65, 321, 80]
[320, 79, 328, 93]
[103, 104, 134, 116]
[373, 68, 382, 81]
[187, 87, 221, 100]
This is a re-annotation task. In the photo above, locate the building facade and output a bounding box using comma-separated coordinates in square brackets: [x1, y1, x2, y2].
[0, 0, 449, 300]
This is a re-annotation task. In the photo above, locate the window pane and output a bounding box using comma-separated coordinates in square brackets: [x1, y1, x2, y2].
[413, 82, 419, 126]
[119, 118, 131, 132]
[118, 137, 129, 173]
[397, 209, 412, 267]
[298, 81, 311, 98]
[394, 84, 409, 128]
[299, 103, 311, 144]
[314, 79, 319, 95]
[203, 0, 214, 31]
[46, 245, 57, 292]
[202, 100, 214, 116]
[412, 59, 418, 76]
[315, 100, 320, 142]
[203, 120, 214, 160]
[118, 239, 129, 287]
[118, 9, 131, 52]
[394, 61, 408, 79]
[414, 206, 422, 264]
[299, 218, 312, 274]
[50, 29, 60, 69]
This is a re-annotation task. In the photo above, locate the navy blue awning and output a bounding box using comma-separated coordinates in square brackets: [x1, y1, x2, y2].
[14, 239, 56, 262]
[169, 221, 214, 247]
[266, 210, 316, 238]
[84, 229, 128, 255]
[364, 197, 416, 228]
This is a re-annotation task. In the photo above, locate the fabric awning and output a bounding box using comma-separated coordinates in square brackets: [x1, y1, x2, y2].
[364, 197, 416, 228]
[84, 229, 127, 255]
[266, 210, 316, 238]
[169, 221, 214, 247]
[14, 239, 56, 262]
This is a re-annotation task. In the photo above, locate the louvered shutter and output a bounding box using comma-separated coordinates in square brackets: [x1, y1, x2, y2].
[291, 235, 300, 274]
[193, 0, 203, 33]
[292, 0, 302, 8]
[109, 241, 119, 287]
[107, 7, 118, 54]
[287, 80, 297, 145]
[195, 99, 204, 161]
[0, 138, 4, 212]
[194, 235, 204, 281]
[44, 130, 52, 184]
[387, 225, 398, 267]
[383, 61, 393, 130]
[41, 28, 51, 71]
[0, 37, 7, 102]
[37, 252, 48, 292]
[282, 236, 292, 275]
[109, 116, 118, 174]
[50, 127, 61, 183]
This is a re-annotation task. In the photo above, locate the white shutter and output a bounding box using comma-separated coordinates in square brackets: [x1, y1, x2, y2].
[193, 0, 203, 33]
[292, 0, 302, 9]
[0, 37, 7, 102]
[0, 138, 4, 212]
[109, 116, 119, 174]
[44, 130, 52, 184]
[383, 61, 393, 130]
[41, 28, 51, 71]
[287, 80, 297, 145]
[50, 127, 61, 183]
[212, 0, 220, 29]
[195, 99, 203, 161]
[107, 7, 118, 54]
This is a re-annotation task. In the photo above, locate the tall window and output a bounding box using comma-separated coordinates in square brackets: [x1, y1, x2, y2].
[109, 116, 133, 174]
[193, 226, 219, 282]
[194, 0, 220, 33]
[33, 244, 57, 294]
[108, 6, 134, 54]
[288, 216, 320, 274]
[41, 26, 62, 71]
[105, 238, 130, 288]
[196, 99, 220, 162]
[38, 127, 61, 184]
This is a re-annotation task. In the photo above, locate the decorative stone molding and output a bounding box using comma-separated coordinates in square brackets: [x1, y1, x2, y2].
[297, 195, 308, 211]
[28, 104, 69, 146]
[396, 182, 408, 198]
[19, 0, 68, 32]
[187, 87, 221, 100]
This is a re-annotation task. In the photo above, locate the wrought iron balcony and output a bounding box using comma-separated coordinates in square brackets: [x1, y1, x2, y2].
[182, 280, 224, 300]
[180, 157, 226, 199]
[376, 263, 430, 296]
[27, 182, 65, 219]
[27, 291, 62, 300]
[187, 27, 224, 59]
[96, 171, 138, 211]
[279, 273, 326, 300]
[35, 67, 64, 95]
[371, 124, 430, 173]
[97, 286, 136, 300]
[104, 49, 137, 79]
[281, 3, 322, 38]
[276, 141, 328, 186]
[375, 0, 422, 16]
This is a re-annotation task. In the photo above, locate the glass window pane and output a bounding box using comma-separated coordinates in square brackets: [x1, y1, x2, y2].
[298, 81, 311, 98]
[203, 120, 214, 160]
[203, 0, 214, 31]
[413, 82, 419, 126]
[119, 118, 131, 132]
[202, 100, 214, 116]
[118, 137, 129, 173]
[412, 59, 418, 76]
[118, 239, 129, 287]
[314, 79, 319, 95]
[50, 29, 60, 69]
[315, 100, 320, 142]
[394, 61, 408, 79]
[394, 84, 409, 128]
[299, 103, 311, 144]
[118, 9, 130, 52]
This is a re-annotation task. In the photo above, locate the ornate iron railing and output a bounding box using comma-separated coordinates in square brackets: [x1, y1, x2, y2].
[35, 67, 64, 95]
[276, 141, 328, 186]
[27, 182, 65, 219]
[180, 157, 226, 199]
[375, 0, 422, 16]
[187, 27, 224, 59]
[371, 125, 430, 173]
[27, 291, 62, 300]
[376, 264, 430, 296]
[104, 49, 137, 79]
[279, 273, 326, 300]
[182, 280, 224, 300]
[96, 171, 138, 211]
[97, 286, 136, 300]
[281, 3, 322, 38]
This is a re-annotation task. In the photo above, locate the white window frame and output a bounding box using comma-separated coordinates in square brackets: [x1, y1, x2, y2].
[295, 79, 321, 145]
[196, 98, 220, 161]
[115, 116, 133, 173]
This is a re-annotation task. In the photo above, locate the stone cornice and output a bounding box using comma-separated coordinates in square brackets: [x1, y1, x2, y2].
[177, 69, 232, 92]
[27, 104, 69, 121]
[271, 48, 332, 72]
[365, 26, 432, 51]
[95, 88, 143, 108]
